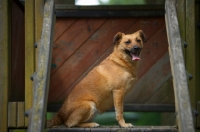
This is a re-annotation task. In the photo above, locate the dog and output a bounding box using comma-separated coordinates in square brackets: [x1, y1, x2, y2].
[47, 30, 146, 128]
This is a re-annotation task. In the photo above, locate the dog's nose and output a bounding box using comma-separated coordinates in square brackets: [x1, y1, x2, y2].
[133, 46, 139, 50]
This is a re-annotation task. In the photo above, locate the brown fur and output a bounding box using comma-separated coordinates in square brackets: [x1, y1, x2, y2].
[47, 30, 146, 128]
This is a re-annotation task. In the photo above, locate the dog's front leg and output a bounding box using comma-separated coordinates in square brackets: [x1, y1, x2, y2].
[113, 89, 134, 128]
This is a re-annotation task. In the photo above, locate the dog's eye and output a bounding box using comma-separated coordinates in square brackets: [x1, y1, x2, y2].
[136, 39, 141, 43]
[125, 40, 131, 44]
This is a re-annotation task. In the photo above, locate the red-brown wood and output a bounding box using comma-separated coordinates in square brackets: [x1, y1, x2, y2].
[53, 18, 77, 42]
[51, 18, 107, 74]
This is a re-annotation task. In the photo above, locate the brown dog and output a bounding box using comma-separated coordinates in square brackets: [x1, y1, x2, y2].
[47, 30, 146, 128]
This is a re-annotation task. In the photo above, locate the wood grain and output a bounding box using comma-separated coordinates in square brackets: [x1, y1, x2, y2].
[17, 102, 25, 128]
[8, 102, 17, 128]
[125, 52, 171, 103]
[51, 18, 107, 75]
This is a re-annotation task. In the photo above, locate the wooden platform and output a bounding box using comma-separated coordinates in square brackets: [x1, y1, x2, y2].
[47, 126, 177, 132]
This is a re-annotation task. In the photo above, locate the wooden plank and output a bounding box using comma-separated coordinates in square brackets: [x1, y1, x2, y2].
[124, 52, 171, 103]
[50, 18, 107, 75]
[165, 0, 194, 131]
[47, 126, 177, 132]
[53, 18, 77, 42]
[185, 0, 196, 108]
[49, 18, 138, 103]
[17, 102, 25, 128]
[0, 0, 10, 131]
[35, 0, 44, 69]
[8, 102, 17, 128]
[25, 0, 35, 126]
[27, 0, 55, 131]
[146, 77, 174, 104]
[11, 0, 25, 101]
[125, 17, 165, 38]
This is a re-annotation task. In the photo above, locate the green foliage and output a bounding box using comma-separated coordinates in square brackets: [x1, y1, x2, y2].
[93, 112, 161, 126]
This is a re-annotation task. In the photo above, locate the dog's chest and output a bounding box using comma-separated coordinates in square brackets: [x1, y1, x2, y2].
[118, 71, 137, 90]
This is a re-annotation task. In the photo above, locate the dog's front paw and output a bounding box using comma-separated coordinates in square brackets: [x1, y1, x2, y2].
[91, 123, 100, 127]
[120, 123, 134, 128]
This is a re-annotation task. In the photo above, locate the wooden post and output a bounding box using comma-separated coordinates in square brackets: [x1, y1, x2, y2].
[25, 0, 35, 126]
[0, 0, 10, 129]
[0, 0, 10, 131]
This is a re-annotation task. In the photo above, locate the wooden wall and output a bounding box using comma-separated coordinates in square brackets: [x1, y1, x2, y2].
[48, 17, 174, 104]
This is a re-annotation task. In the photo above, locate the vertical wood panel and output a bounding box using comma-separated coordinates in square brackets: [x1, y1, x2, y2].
[11, 0, 25, 102]
[185, 0, 196, 108]
[0, 0, 10, 131]
[8, 102, 17, 128]
[25, 0, 35, 126]
[17, 102, 25, 128]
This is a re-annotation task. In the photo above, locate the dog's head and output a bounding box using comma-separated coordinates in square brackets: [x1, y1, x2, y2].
[113, 30, 146, 61]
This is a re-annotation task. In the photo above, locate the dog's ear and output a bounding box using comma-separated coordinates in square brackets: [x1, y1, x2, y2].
[138, 30, 147, 42]
[113, 32, 124, 45]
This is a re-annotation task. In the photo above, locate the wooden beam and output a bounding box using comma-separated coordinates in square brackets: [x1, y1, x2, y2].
[27, 0, 55, 131]
[0, 0, 10, 131]
[25, 0, 35, 126]
[165, 0, 194, 131]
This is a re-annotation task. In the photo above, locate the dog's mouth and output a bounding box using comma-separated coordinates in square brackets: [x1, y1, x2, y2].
[125, 49, 141, 61]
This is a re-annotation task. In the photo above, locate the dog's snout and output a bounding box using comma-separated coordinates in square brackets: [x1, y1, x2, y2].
[131, 46, 141, 54]
[133, 46, 139, 50]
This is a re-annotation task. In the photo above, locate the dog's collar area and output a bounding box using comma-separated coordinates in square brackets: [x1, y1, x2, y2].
[125, 49, 141, 61]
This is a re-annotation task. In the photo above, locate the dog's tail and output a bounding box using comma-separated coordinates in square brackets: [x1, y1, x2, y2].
[47, 113, 62, 128]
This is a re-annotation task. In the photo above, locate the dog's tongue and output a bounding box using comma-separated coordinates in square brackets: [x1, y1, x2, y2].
[131, 53, 140, 61]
